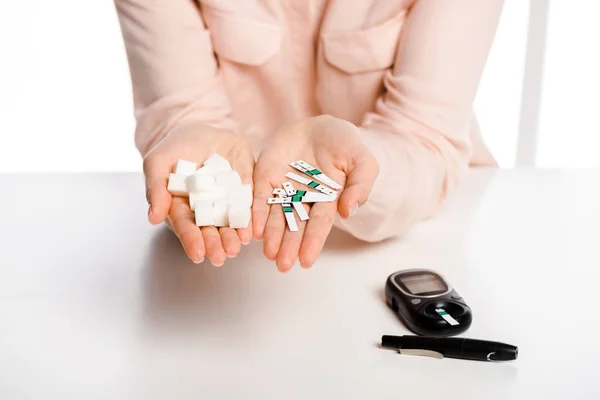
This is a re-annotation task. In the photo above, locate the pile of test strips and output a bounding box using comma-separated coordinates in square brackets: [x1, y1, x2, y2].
[267, 160, 343, 231]
[167, 154, 252, 228]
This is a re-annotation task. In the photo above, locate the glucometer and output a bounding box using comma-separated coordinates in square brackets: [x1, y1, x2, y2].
[385, 269, 472, 336]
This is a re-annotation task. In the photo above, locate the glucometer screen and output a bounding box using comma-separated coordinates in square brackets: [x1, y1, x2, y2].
[399, 273, 447, 295]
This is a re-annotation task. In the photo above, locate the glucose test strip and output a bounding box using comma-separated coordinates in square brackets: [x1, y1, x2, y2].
[275, 189, 298, 231]
[289, 160, 343, 190]
[283, 182, 310, 221]
[267, 191, 335, 204]
[436, 308, 459, 326]
[282, 182, 296, 196]
[284, 172, 337, 196]
[266, 161, 342, 231]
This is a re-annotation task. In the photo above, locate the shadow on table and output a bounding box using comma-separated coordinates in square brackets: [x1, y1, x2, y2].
[138, 226, 391, 337]
[138, 169, 497, 338]
[324, 226, 397, 253]
[138, 227, 269, 337]
[368, 169, 500, 315]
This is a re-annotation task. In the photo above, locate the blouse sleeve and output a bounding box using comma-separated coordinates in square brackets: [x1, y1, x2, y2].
[114, 0, 237, 155]
[335, 0, 504, 241]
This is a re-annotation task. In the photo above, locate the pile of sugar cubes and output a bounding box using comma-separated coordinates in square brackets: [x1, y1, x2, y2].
[167, 154, 252, 228]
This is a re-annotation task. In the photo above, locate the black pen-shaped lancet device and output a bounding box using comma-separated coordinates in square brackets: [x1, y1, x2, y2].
[381, 335, 518, 361]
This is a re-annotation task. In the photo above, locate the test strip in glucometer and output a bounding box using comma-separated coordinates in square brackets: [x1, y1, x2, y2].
[435, 308, 459, 326]
[282, 182, 310, 221]
[275, 188, 299, 231]
[285, 172, 337, 196]
[289, 160, 343, 190]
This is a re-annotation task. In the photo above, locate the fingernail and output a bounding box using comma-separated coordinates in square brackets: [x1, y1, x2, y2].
[228, 253, 237, 258]
[147, 204, 153, 220]
[193, 258, 204, 264]
[242, 240, 250, 245]
[212, 260, 224, 267]
[349, 202, 359, 217]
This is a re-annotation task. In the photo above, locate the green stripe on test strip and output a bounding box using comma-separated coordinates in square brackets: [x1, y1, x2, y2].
[437, 310, 448, 316]
[283, 206, 293, 212]
[291, 195, 303, 202]
[308, 181, 319, 188]
[309, 169, 322, 175]
[296, 190, 306, 196]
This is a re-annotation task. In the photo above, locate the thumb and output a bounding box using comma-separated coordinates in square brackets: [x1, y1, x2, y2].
[337, 148, 379, 219]
[143, 158, 172, 225]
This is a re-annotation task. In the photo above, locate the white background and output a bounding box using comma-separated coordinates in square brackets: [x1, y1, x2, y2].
[0, 1, 598, 172]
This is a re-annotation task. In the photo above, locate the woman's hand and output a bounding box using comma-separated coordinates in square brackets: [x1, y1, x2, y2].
[143, 123, 255, 266]
[253, 115, 379, 272]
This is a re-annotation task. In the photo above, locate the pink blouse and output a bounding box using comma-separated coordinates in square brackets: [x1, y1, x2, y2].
[115, 0, 504, 242]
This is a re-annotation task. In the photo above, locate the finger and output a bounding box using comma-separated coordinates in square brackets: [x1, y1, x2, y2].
[262, 202, 286, 261]
[168, 198, 205, 263]
[299, 202, 337, 269]
[236, 211, 253, 245]
[276, 206, 308, 272]
[230, 149, 254, 187]
[201, 226, 227, 267]
[337, 149, 379, 219]
[230, 149, 254, 245]
[252, 178, 273, 240]
[219, 227, 242, 258]
[143, 158, 172, 225]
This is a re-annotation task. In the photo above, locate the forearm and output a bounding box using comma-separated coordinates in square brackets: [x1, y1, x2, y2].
[334, 0, 503, 242]
[133, 81, 237, 155]
[334, 121, 465, 242]
[114, 0, 235, 156]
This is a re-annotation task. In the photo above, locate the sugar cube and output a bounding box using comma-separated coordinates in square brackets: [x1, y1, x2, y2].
[212, 186, 229, 200]
[194, 200, 215, 227]
[189, 192, 216, 210]
[189, 187, 229, 208]
[228, 203, 251, 229]
[167, 173, 188, 197]
[213, 200, 229, 227]
[203, 154, 232, 173]
[196, 165, 218, 175]
[215, 170, 242, 187]
[186, 173, 215, 193]
[228, 184, 253, 206]
[174, 159, 197, 176]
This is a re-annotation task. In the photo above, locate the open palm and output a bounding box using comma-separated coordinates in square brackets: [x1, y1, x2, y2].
[253, 116, 379, 272]
[144, 123, 255, 266]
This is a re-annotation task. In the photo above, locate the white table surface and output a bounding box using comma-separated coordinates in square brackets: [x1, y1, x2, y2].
[1, 169, 599, 399]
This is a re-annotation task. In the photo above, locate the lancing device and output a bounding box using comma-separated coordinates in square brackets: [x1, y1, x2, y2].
[381, 335, 518, 362]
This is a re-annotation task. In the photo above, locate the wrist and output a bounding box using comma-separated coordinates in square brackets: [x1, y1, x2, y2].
[140, 119, 240, 157]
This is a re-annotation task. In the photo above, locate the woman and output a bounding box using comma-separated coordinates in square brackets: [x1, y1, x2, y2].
[115, 0, 503, 271]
